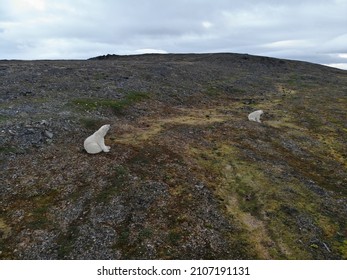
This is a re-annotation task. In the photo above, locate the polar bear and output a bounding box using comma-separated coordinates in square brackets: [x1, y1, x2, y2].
[84, 124, 111, 154]
[248, 110, 264, 123]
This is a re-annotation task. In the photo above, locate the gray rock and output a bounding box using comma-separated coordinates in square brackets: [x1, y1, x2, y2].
[44, 130, 53, 139]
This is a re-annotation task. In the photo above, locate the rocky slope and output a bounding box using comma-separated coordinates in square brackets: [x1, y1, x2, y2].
[0, 53, 346, 259]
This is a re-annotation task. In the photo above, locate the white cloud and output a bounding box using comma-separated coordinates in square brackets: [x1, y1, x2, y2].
[133, 49, 168, 55]
[202, 21, 213, 29]
[324, 63, 347, 70]
[338, 53, 347, 59]
[262, 40, 314, 49]
[0, 0, 346, 69]
[319, 34, 347, 54]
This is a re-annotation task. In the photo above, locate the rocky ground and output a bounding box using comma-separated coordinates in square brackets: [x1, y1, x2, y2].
[0, 53, 346, 259]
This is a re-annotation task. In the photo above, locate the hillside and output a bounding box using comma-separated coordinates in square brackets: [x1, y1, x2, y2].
[0, 53, 346, 259]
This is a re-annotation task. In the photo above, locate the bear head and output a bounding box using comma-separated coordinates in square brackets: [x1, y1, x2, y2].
[98, 124, 110, 136]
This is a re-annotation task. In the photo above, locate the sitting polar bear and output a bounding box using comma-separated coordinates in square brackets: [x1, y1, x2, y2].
[84, 124, 111, 154]
[248, 110, 264, 123]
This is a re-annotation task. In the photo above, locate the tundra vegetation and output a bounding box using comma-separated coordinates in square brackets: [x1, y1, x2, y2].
[0, 53, 346, 259]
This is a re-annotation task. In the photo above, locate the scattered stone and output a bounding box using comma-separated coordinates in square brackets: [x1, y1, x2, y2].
[44, 130, 53, 139]
[195, 182, 205, 190]
[322, 242, 331, 253]
[8, 129, 16, 135]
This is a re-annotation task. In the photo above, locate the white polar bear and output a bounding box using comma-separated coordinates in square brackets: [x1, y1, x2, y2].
[84, 124, 111, 154]
[248, 110, 264, 123]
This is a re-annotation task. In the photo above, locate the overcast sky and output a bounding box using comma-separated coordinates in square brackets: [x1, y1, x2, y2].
[1, 0, 347, 69]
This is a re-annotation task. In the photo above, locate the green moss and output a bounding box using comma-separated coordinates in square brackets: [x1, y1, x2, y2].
[0, 115, 9, 123]
[0, 146, 18, 154]
[139, 228, 153, 240]
[71, 91, 150, 114]
[93, 72, 109, 80]
[116, 228, 130, 248]
[26, 192, 57, 230]
[113, 222, 141, 259]
[205, 84, 246, 97]
[57, 224, 79, 259]
[168, 230, 181, 245]
[0, 218, 11, 240]
[338, 240, 347, 259]
[27, 217, 49, 230]
[79, 117, 105, 130]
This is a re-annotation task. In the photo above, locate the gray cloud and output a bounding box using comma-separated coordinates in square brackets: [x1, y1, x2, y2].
[0, 0, 346, 69]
